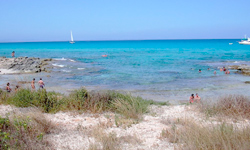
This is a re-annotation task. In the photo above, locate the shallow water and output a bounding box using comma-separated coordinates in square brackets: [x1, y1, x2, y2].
[1, 40, 250, 103]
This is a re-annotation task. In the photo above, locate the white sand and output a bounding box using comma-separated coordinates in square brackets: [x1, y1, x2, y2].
[0, 104, 248, 150]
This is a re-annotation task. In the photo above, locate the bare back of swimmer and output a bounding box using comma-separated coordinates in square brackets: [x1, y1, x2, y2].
[38, 78, 45, 88]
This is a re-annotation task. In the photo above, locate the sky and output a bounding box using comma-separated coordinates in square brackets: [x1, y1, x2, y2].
[0, 0, 250, 42]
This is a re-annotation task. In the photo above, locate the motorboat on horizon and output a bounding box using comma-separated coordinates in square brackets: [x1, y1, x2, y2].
[238, 35, 250, 45]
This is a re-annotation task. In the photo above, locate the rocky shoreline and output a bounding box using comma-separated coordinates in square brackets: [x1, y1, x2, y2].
[0, 57, 52, 74]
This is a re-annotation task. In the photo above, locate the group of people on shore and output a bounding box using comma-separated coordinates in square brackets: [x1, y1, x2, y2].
[189, 93, 201, 103]
[5, 78, 45, 93]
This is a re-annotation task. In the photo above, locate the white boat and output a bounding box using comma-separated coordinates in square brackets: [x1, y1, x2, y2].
[229, 43, 233, 45]
[238, 35, 250, 45]
[70, 31, 75, 44]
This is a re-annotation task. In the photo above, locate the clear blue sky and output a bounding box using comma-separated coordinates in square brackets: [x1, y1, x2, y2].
[0, 0, 249, 42]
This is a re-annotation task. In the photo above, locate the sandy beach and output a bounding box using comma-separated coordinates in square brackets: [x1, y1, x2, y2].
[0, 103, 249, 150]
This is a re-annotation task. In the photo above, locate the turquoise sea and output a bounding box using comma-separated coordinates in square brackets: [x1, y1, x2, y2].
[1, 40, 250, 103]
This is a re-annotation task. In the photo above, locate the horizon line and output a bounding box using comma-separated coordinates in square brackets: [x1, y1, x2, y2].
[0, 38, 241, 44]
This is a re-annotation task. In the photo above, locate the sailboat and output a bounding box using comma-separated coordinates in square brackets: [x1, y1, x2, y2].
[70, 31, 75, 44]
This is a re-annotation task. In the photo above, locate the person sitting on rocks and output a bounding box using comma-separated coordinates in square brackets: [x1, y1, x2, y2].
[38, 78, 45, 88]
[6, 83, 12, 92]
[194, 93, 201, 103]
[189, 94, 194, 103]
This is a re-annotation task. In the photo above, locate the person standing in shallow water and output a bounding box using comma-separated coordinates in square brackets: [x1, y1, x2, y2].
[189, 94, 194, 103]
[11, 51, 15, 58]
[6, 83, 12, 92]
[194, 93, 201, 103]
[38, 78, 45, 89]
[31, 78, 35, 90]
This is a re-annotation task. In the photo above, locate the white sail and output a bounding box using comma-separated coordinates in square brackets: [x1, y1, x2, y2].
[70, 31, 75, 44]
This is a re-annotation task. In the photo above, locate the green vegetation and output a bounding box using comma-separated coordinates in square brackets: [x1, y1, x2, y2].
[0, 113, 52, 149]
[0, 87, 167, 119]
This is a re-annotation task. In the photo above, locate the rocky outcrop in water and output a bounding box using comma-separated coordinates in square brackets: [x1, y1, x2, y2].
[229, 65, 250, 76]
[0, 57, 52, 73]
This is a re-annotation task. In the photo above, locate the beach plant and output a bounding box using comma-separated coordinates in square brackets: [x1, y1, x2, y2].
[33, 89, 59, 113]
[1, 87, 153, 119]
[0, 112, 52, 149]
[62, 88, 88, 111]
[4, 88, 60, 113]
[111, 94, 149, 119]
[7, 88, 34, 107]
[200, 95, 250, 119]
[180, 121, 250, 149]
[159, 118, 250, 149]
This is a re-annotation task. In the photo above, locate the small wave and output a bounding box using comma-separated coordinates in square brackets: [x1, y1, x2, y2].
[69, 59, 76, 62]
[62, 69, 71, 72]
[54, 57, 67, 61]
[233, 61, 239, 63]
[77, 68, 85, 70]
[52, 64, 65, 67]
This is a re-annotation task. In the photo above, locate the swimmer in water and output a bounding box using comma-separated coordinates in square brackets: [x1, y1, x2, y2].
[199, 69, 201, 73]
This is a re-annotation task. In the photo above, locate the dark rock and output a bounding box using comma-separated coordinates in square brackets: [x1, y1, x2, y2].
[0, 57, 52, 74]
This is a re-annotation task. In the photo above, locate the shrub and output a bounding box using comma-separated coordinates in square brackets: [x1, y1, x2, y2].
[62, 88, 88, 111]
[5, 89, 60, 113]
[7, 89, 33, 107]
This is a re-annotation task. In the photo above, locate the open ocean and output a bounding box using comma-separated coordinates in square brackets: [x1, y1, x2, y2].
[1, 39, 250, 103]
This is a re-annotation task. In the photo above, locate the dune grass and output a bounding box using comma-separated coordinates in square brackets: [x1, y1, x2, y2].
[0, 87, 162, 119]
[160, 119, 250, 150]
[199, 95, 250, 119]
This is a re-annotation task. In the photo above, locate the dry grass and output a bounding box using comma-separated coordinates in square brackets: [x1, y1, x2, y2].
[84, 123, 142, 150]
[0, 109, 55, 149]
[200, 95, 250, 119]
[160, 118, 250, 150]
[86, 126, 121, 150]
